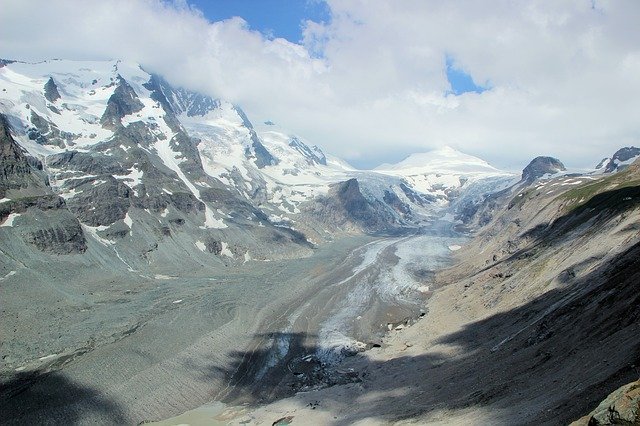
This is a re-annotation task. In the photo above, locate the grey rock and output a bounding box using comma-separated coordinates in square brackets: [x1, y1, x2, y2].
[100, 75, 144, 129]
[0, 114, 37, 196]
[145, 74, 221, 118]
[66, 177, 131, 227]
[44, 77, 61, 103]
[289, 137, 327, 166]
[603, 146, 640, 173]
[521, 156, 566, 182]
[23, 210, 87, 254]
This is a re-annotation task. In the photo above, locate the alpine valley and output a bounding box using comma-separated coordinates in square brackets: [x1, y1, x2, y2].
[1, 59, 639, 425]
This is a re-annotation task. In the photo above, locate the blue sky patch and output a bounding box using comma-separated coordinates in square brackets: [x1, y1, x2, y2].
[445, 55, 489, 95]
[188, 0, 331, 43]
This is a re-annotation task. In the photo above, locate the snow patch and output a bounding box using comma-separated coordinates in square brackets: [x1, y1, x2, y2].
[81, 224, 113, 246]
[0, 213, 21, 227]
[38, 354, 58, 362]
[202, 206, 226, 229]
[195, 241, 206, 252]
[220, 242, 233, 258]
[0, 270, 17, 281]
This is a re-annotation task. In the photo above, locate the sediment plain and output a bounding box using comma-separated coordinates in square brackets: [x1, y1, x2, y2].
[0, 221, 463, 425]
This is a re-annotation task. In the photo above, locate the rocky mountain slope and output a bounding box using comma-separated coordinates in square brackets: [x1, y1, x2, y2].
[4, 58, 635, 425]
[0, 59, 513, 262]
[215, 155, 640, 425]
[0, 58, 514, 394]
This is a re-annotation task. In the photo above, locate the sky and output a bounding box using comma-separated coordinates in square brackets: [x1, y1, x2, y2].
[1, 1, 639, 170]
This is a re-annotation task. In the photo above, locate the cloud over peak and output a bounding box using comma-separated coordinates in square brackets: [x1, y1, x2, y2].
[1, 0, 639, 169]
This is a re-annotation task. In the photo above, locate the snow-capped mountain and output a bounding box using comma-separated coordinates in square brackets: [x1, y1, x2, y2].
[0, 59, 515, 272]
[595, 146, 640, 174]
[374, 146, 515, 204]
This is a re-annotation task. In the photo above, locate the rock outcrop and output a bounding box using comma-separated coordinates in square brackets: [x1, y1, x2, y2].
[571, 380, 640, 425]
[100, 76, 144, 129]
[43, 77, 61, 103]
[602, 146, 640, 173]
[521, 156, 566, 182]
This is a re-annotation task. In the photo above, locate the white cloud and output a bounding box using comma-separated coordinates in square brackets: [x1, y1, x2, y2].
[1, 0, 639, 170]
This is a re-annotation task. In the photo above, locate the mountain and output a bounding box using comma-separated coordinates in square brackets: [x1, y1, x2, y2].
[374, 146, 517, 220]
[595, 146, 640, 173]
[215, 155, 640, 425]
[0, 58, 515, 374]
[521, 156, 566, 182]
[1, 57, 639, 426]
[0, 59, 518, 249]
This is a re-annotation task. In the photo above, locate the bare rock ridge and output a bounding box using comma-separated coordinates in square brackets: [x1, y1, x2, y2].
[43, 77, 61, 103]
[0, 114, 39, 196]
[100, 75, 145, 129]
[521, 155, 566, 182]
[0, 114, 86, 254]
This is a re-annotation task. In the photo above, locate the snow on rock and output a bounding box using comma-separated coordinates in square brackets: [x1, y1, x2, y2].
[81, 224, 114, 246]
[0, 213, 21, 227]
[195, 241, 206, 252]
[114, 167, 144, 196]
[0, 270, 17, 281]
[220, 242, 234, 258]
[123, 212, 133, 229]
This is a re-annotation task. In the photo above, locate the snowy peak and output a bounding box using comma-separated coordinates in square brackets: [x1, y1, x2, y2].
[599, 146, 640, 173]
[147, 74, 221, 118]
[375, 146, 503, 175]
[288, 136, 327, 166]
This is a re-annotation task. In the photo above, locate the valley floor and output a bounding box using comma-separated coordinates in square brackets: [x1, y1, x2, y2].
[151, 202, 640, 425]
[0, 224, 464, 425]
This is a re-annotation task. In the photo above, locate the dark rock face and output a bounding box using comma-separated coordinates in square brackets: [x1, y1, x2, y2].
[48, 151, 124, 176]
[232, 105, 278, 168]
[66, 178, 131, 227]
[100, 76, 144, 129]
[24, 211, 87, 254]
[604, 146, 640, 173]
[521, 156, 566, 182]
[0, 59, 15, 68]
[306, 178, 400, 234]
[0, 114, 35, 197]
[44, 77, 61, 103]
[27, 109, 76, 148]
[595, 157, 609, 170]
[141, 75, 182, 132]
[205, 238, 222, 254]
[383, 190, 411, 216]
[250, 136, 278, 169]
[0, 196, 86, 254]
[399, 182, 437, 206]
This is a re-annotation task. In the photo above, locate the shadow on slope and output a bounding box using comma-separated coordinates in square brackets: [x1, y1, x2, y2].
[211, 242, 640, 425]
[0, 371, 127, 425]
